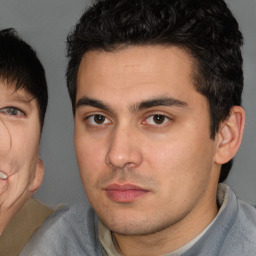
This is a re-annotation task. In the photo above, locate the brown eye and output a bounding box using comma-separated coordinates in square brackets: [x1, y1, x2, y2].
[94, 115, 106, 124]
[153, 115, 166, 124]
[144, 114, 170, 126]
[86, 114, 111, 126]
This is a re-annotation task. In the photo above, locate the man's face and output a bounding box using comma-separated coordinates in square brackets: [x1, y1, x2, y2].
[75, 46, 220, 237]
[0, 83, 42, 222]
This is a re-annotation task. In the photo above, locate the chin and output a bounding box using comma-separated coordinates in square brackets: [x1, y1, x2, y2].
[99, 214, 171, 236]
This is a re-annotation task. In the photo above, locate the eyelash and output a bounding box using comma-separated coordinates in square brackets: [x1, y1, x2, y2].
[142, 114, 172, 126]
[84, 113, 172, 128]
[85, 114, 112, 126]
[0, 106, 26, 117]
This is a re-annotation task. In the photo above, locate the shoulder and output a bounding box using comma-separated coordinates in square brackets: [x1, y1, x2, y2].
[219, 190, 256, 255]
[231, 194, 256, 240]
[20, 200, 102, 256]
[232, 198, 256, 240]
[24, 197, 53, 221]
[0, 198, 53, 256]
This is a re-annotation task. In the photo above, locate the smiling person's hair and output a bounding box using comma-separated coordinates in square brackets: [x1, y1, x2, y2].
[66, 0, 243, 182]
[0, 28, 48, 129]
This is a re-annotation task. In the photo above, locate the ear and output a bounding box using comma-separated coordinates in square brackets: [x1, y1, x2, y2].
[214, 106, 245, 165]
[28, 158, 45, 194]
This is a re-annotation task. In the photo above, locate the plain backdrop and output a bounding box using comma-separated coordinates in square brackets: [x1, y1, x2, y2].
[0, 0, 255, 207]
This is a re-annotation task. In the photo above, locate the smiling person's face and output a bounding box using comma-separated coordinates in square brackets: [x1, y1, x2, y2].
[75, 45, 222, 247]
[0, 83, 44, 233]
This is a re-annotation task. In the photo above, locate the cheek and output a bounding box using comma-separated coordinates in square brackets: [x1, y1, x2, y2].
[146, 140, 215, 210]
[75, 137, 107, 183]
[145, 131, 215, 182]
[22, 130, 40, 158]
[10, 126, 39, 153]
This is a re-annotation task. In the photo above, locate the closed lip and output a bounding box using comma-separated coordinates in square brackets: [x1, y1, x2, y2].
[104, 183, 149, 202]
[104, 183, 149, 191]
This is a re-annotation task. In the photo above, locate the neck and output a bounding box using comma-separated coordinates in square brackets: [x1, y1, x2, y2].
[113, 190, 219, 256]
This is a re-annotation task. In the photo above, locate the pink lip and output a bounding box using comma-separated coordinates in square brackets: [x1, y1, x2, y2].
[105, 183, 149, 203]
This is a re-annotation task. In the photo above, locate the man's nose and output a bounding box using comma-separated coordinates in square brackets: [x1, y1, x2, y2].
[105, 125, 143, 169]
[0, 118, 11, 153]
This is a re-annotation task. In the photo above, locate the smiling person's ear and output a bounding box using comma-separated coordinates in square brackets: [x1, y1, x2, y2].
[28, 158, 45, 194]
[214, 106, 245, 165]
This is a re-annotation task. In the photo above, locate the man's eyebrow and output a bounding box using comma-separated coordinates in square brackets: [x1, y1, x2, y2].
[76, 96, 188, 112]
[136, 97, 188, 111]
[76, 97, 111, 112]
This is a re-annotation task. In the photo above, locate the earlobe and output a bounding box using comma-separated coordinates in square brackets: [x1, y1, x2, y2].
[28, 158, 45, 194]
[214, 106, 245, 165]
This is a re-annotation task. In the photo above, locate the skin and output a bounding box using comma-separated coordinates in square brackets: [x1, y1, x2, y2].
[74, 46, 242, 255]
[0, 83, 44, 235]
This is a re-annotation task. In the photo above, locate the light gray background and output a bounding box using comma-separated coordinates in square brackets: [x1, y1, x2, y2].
[0, 0, 255, 207]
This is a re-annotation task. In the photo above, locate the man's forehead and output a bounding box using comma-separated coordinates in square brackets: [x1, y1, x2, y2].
[77, 45, 199, 99]
[78, 45, 193, 82]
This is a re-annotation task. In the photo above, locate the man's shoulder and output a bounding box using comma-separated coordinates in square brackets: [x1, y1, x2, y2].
[40, 199, 96, 230]
[183, 186, 256, 256]
[237, 198, 256, 223]
[218, 193, 256, 255]
[20, 200, 102, 256]
[230, 198, 256, 241]
[231, 197, 256, 239]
